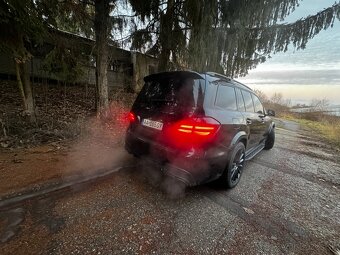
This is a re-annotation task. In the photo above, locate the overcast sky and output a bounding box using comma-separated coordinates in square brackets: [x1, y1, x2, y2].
[238, 0, 340, 105]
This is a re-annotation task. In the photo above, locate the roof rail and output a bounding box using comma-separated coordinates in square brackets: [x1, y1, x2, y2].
[232, 79, 253, 91]
[205, 72, 232, 82]
[205, 72, 252, 91]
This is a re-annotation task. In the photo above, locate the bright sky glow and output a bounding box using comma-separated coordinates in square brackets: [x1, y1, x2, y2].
[238, 0, 340, 105]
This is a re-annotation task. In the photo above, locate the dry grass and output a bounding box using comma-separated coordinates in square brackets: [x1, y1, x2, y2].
[282, 112, 340, 148]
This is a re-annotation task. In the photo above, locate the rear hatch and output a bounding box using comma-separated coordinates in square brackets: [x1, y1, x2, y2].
[130, 71, 206, 143]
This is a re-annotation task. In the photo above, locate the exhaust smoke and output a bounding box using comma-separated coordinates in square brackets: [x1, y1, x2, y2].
[64, 101, 133, 179]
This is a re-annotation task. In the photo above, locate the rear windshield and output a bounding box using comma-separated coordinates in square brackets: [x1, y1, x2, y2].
[134, 75, 205, 114]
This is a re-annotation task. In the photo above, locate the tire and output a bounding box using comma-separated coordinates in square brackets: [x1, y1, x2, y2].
[220, 142, 246, 189]
[264, 128, 275, 150]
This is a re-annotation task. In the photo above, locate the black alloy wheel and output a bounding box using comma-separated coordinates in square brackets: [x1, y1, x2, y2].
[222, 142, 246, 188]
[264, 128, 275, 150]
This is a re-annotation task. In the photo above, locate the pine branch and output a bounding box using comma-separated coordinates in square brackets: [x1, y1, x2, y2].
[78, 0, 95, 7]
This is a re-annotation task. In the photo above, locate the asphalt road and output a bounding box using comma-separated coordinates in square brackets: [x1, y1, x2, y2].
[1, 119, 339, 255]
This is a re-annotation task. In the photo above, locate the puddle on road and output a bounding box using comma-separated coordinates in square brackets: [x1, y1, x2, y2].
[0, 207, 25, 243]
[0, 166, 134, 243]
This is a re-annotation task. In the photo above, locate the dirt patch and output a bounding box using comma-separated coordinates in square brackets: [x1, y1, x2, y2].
[0, 134, 134, 199]
[0, 144, 70, 197]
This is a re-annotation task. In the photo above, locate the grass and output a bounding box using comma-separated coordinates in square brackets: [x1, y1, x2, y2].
[281, 112, 340, 148]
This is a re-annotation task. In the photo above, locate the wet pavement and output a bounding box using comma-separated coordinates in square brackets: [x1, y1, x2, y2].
[0, 119, 339, 254]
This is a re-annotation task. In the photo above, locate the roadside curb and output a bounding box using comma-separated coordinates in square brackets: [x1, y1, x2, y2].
[0, 165, 135, 209]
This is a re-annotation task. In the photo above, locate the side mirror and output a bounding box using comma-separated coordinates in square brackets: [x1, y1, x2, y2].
[267, 109, 276, 117]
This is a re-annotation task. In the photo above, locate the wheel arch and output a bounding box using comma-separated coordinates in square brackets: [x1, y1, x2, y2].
[268, 121, 275, 133]
[229, 131, 248, 150]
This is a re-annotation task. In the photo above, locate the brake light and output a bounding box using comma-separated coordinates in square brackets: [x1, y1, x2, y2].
[166, 117, 221, 148]
[177, 123, 218, 136]
[128, 112, 136, 123]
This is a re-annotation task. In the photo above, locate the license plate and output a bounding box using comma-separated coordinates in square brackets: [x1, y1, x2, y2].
[142, 119, 163, 130]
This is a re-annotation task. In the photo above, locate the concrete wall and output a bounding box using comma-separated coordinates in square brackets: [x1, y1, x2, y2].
[0, 53, 58, 80]
[131, 52, 158, 92]
[0, 47, 156, 91]
[0, 54, 15, 76]
[0, 29, 158, 90]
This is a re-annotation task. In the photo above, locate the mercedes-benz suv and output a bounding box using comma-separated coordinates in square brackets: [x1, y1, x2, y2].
[125, 71, 275, 188]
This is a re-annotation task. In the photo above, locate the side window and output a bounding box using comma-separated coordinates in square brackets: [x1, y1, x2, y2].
[251, 94, 264, 114]
[235, 88, 246, 112]
[241, 90, 255, 112]
[215, 84, 237, 111]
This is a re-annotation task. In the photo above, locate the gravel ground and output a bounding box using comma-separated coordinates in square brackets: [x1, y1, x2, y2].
[0, 119, 339, 255]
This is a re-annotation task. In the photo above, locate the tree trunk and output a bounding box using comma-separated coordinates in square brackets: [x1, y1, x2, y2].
[15, 61, 27, 108]
[15, 60, 36, 123]
[94, 0, 110, 114]
[158, 0, 175, 71]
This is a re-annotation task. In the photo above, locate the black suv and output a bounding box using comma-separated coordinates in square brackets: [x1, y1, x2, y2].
[125, 71, 275, 188]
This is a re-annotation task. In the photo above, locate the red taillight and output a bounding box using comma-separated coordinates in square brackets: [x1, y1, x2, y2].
[177, 123, 218, 137]
[128, 112, 136, 123]
[166, 117, 220, 148]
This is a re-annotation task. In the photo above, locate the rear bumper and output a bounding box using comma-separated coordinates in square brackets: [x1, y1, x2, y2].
[125, 130, 229, 186]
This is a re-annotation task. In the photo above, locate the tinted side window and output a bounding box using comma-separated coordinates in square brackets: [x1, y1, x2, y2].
[252, 94, 264, 114]
[235, 88, 246, 112]
[241, 90, 255, 112]
[215, 84, 237, 111]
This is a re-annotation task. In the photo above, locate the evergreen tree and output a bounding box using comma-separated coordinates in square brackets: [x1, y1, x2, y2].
[128, 0, 340, 76]
[36, 0, 111, 112]
[39, 0, 124, 113]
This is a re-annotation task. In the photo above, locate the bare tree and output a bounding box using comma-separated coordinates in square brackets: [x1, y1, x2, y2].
[271, 92, 284, 105]
[0, 0, 45, 123]
[254, 89, 269, 103]
[310, 98, 329, 112]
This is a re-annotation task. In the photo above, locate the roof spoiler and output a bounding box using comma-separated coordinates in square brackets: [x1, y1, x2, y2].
[144, 71, 204, 82]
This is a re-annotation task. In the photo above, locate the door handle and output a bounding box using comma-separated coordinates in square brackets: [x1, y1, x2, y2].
[246, 118, 252, 125]
[258, 114, 265, 123]
[259, 115, 265, 123]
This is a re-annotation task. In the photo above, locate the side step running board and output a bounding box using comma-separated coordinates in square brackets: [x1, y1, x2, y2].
[245, 144, 265, 161]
